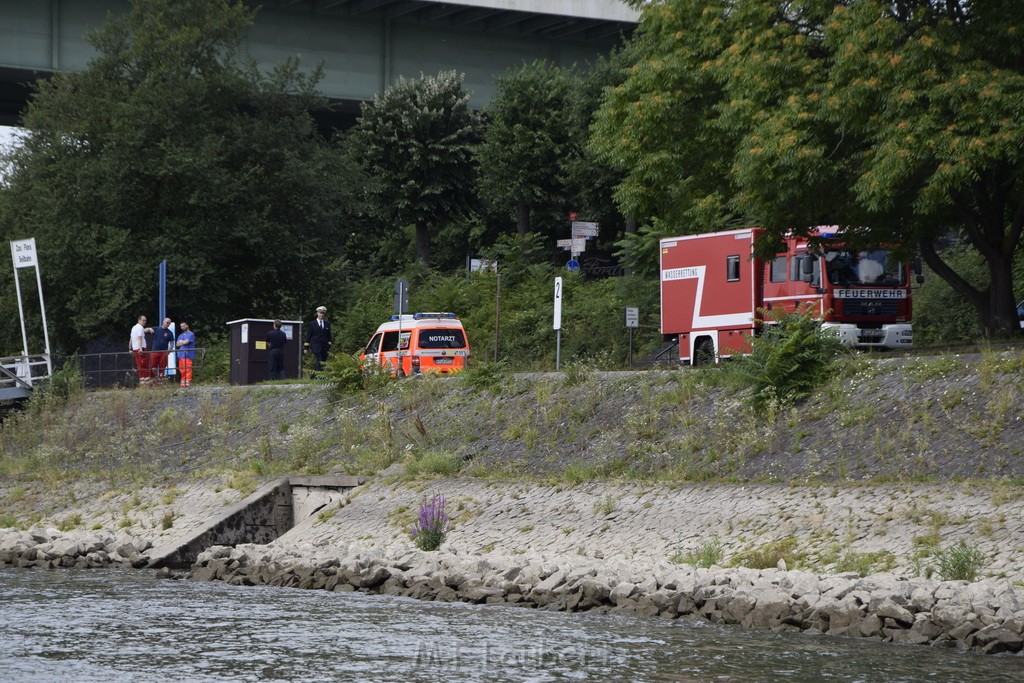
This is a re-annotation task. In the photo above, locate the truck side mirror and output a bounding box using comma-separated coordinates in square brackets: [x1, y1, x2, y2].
[799, 255, 814, 282]
[911, 255, 925, 284]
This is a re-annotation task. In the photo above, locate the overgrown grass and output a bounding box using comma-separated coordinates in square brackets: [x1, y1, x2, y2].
[834, 550, 897, 576]
[671, 537, 724, 568]
[2, 342, 1023, 511]
[934, 541, 988, 582]
[730, 537, 804, 570]
[459, 360, 509, 393]
[403, 450, 463, 478]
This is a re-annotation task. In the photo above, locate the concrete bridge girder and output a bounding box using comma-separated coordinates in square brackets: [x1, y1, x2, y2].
[0, 0, 637, 127]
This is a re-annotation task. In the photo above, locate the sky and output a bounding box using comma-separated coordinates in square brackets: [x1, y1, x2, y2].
[0, 124, 22, 151]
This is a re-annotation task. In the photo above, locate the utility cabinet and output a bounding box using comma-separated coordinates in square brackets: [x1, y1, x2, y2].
[226, 318, 303, 385]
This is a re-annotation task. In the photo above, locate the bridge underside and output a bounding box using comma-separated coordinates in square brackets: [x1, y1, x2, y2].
[0, 0, 635, 129]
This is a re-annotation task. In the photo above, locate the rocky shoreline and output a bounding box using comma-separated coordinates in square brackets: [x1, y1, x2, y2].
[3, 476, 1024, 657]
[2, 526, 1023, 656]
[188, 541, 1024, 655]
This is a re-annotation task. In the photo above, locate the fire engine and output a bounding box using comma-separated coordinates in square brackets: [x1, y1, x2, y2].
[660, 227, 914, 364]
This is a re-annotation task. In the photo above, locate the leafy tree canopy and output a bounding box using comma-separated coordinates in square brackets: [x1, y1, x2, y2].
[0, 0, 355, 351]
[594, 0, 1024, 335]
[476, 60, 575, 236]
[349, 71, 482, 266]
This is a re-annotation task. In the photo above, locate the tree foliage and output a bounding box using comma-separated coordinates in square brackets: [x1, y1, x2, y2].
[476, 61, 574, 236]
[349, 71, 482, 266]
[594, 0, 1024, 335]
[0, 0, 355, 352]
[477, 56, 631, 256]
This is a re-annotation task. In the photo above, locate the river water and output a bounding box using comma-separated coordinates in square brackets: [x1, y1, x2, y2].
[0, 568, 1019, 682]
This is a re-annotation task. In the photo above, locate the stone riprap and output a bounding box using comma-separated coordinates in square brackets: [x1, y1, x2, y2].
[189, 541, 1024, 655]
[289, 478, 1024, 583]
[0, 528, 152, 569]
[3, 477, 1023, 656]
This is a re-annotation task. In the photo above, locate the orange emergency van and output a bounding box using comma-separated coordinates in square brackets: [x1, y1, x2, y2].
[360, 312, 470, 376]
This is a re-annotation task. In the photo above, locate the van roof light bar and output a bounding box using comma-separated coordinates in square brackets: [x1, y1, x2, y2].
[412, 312, 456, 320]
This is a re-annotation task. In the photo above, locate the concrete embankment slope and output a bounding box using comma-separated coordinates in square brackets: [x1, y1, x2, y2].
[185, 477, 1024, 655]
[284, 478, 1024, 584]
[3, 476, 1024, 654]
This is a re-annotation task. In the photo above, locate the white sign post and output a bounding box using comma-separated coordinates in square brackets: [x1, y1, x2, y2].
[625, 307, 639, 367]
[559, 221, 599, 268]
[9, 238, 52, 381]
[553, 276, 563, 370]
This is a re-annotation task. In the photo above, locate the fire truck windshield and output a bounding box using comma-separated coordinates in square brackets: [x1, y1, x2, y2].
[824, 249, 906, 287]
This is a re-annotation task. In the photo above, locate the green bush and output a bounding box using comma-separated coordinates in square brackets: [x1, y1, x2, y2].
[460, 360, 509, 393]
[29, 359, 83, 413]
[725, 307, 845, 409]
[194, 334, 230, 384]
[934, 541, 987, 582]
[318, 352, 367, 393]
[912, 244, 985, 345]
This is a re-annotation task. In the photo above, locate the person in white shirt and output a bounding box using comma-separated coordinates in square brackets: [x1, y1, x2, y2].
[130, 314, 154, 384]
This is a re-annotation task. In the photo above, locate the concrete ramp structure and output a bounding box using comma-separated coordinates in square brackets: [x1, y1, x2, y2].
[148, 475, 364, 569]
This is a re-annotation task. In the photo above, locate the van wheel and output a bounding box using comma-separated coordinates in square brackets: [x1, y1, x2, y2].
[693, 338, 715, 366]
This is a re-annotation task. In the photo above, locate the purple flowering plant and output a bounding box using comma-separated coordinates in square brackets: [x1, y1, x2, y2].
[409, 493, 448, 551]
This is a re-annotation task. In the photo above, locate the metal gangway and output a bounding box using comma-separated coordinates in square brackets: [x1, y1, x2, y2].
[0, 353, 51, 401]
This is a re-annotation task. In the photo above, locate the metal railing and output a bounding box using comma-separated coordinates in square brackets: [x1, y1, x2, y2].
[0, 354, 52, 400]
[70, 349, 207, 389]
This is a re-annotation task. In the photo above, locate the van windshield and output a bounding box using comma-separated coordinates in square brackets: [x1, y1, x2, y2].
[419, 328, 467, 349]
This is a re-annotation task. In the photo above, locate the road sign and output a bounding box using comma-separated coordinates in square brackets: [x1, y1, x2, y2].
[571, 221, 599, 236]
[469, 258, 497, 273]
[566, 259, 580, 271]
[625, 307, 639, 328]
[553, 277, 563, 330]
[9, 236, 52, 380]
[10, 238, 37, 269]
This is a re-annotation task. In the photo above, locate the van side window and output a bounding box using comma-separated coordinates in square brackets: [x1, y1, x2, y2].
[364, 333, 382, 355]
[727, 255, 740, 282]
[381, 331, 400, 352]
[770, 256, 787, 283]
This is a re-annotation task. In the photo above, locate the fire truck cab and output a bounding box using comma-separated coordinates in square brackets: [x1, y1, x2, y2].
[660, 227, 914, 364]
[360, 312, 470, 376]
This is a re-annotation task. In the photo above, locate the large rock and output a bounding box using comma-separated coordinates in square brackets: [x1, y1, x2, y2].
[873, 598, 914, 626]
[609, 581, 639, 606]
[966, 623, 1023, 653]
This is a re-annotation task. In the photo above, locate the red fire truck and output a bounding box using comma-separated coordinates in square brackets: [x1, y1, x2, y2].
[660, 227, 914, 364]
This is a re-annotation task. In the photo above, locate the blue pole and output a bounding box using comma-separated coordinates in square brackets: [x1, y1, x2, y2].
[159, 260, 167, 323]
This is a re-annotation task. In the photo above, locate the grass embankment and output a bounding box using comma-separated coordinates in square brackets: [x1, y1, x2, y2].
[2, 347, 1023, 504]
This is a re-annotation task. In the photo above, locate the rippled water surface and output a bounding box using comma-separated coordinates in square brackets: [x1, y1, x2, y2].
[0, 569, 1020, 682]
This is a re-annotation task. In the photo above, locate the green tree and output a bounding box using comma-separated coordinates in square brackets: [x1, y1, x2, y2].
[350, 71, 482, 266]
[0, 0, 355, 351]
[593, 0, 1024, 335]
[477, 61, 574, 236]
[562, 51, 634, 267]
